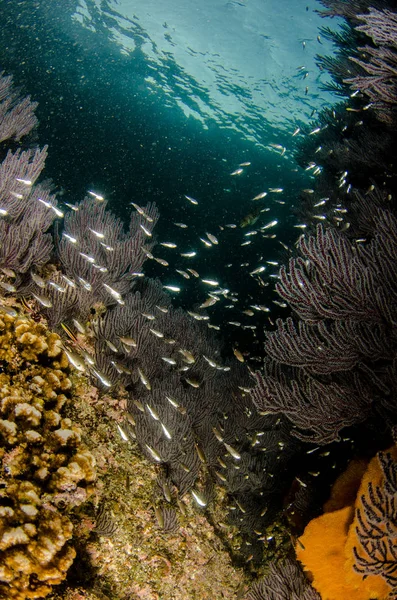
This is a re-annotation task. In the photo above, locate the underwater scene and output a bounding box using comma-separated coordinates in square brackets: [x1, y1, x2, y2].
[0, 0, 396, 598]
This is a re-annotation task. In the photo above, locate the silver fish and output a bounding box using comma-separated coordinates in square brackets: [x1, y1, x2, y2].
[32, 292, 52, 307]
[138, 367, 151, 390]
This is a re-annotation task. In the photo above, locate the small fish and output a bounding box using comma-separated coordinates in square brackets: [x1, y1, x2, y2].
[249, 266, 265, 276]
[224, 442, 241, 460]
[200, 237, 212, 247]
[309, 127, 321, 135]
[161, 423, 172, 440]
[145, 444, 162, 463]
[89, 228, 105, 239]
[268, 188, 283, 193]
[174, 222, 188, 228]
[252, 192, 268, 200]
[179, 349, 195, 364]
[155, 305, 169, 313]
[163, 285, 181, 293]
[191, 489, 207, 507]
[78, 277, 92, 291]
[103, 283, 124, 305]
[195, 442, 206, 463]
[239, 161, 251, 167]
[119, 336, 137, 347]
[215, 470, 227, 482]
[166, 395, 182, 410]
[91, 368, 112, 388]
[0, 305, 18, 317]
[105, 339, 119, 353]
[187, 311, 209, 321]
[206, 233, 218, 245]
[117, 423, 129, 442]
[64, 202, 79, 211]
[30, 271, 46, 288]
[231, 168, 243, 176]
[88, 191, 104, 201]
[201, 279, 219, 286]
[184, 194, 198, 205]
[48, 281, 66, 293]
[292, 127, 300, 136]
[110, 360, 132, 375]
[203, 355, 217, 368]
[51, 205, 64, 218]
[79, 252, 96, 264]
[62, 232, 77, 244]
[1, 268, 15, 278]
[16, 178, 32, 186]
[63, 348, 86, 372]
[146, 403, 160, 421]
[185, 377, 201, 388]
[154, 257, 169, 267]
[0, 208, 7, 216]
[187, 268, 199, 278]
[233, 348, 245, 363]
[31, 292, 52, 308]
[176, 269, 190, 279]
[225, 223, 237, 228]
[161, 357, 177, 365]
[150, 328, 164, 338]
[140, 224, 152, 237]
[154, 507, 164, 528]
[200, 296, 218, 308]
[130, 202, 154, 222]
[240, 205, 265, 228]
[138, 367, 151, 390]
[141, 312, 156, 320]
[180, 251, 196, 258]
[261, 220, 278, 230]
[160, 242, 177, 248]
[0, 281, 16, 293]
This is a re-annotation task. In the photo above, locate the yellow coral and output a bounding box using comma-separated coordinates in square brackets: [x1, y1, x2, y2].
[0, 310, 96, 600]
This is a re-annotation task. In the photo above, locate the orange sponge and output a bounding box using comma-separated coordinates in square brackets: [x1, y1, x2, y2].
[295, 449, 395, 600]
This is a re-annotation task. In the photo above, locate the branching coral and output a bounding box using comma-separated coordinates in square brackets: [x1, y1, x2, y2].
[0, 309, 96, 599]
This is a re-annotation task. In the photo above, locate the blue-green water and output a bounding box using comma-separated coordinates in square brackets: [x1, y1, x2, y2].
[0, 0, 341, 352]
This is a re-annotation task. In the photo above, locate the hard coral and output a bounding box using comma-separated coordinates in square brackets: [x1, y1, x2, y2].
[0, 310, 96, 600]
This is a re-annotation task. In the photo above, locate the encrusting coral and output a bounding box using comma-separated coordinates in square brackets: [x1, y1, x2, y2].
[0, 308, 96, 600]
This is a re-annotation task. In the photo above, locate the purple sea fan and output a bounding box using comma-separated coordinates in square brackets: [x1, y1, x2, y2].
[0, 71, 38, 143]
[245, 557, 320, 600]
[51, 197, 159, 323]
[346, 8, 397, 126]
[0, 152, 59, 277]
